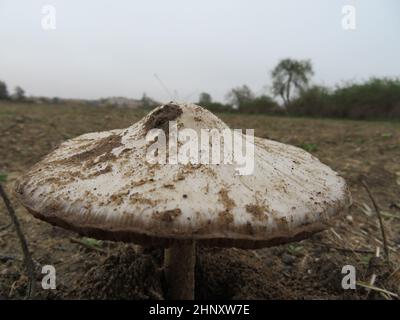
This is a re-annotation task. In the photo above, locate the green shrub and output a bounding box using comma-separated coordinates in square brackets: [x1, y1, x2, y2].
[240, 95, 280, 114]
[200, 101, 233, 113]
[288, 78, 400, 120]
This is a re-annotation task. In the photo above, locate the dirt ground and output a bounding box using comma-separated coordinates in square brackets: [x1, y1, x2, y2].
[0, 102, 399, 300]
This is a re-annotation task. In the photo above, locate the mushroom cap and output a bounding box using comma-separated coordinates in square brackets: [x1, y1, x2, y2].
[16, 103, 351, 249]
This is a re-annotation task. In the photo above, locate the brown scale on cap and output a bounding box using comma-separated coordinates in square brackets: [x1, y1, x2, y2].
[153, 208, 182, 223]
[218, 188, 235, 211]
[55, 134, 122, 167]
[143, 103, 183, 134]
[245, 204, 269, 222]
[217, 210, 234, 225]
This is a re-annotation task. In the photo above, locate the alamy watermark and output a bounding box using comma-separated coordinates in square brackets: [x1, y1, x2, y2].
[41, 265, 56, 290]
[341, 265, 356, 289]
[41, 5, 56, 30]
[37, 263, 357, 292]
[341, 5, 356, 30]
[145, 121, 255, 176]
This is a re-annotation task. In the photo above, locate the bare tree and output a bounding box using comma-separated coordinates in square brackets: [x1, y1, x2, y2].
[14, 86, 25, 101]
[198, 92, 212, 105]
[226, 85, 254, 110]
[0, 81, 9, 100]
[271, 58, 314, 107]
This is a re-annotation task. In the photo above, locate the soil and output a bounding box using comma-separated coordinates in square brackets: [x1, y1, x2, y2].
[143, 103, 182, 134]
[0, 102, 399, 300]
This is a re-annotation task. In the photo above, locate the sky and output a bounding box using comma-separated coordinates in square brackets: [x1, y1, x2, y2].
[0, 0, 399, 103]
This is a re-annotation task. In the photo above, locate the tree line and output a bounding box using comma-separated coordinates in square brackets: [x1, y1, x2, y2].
[198, 58, 400, 120]
[2, 59, 399, 120]
[0, 81, 26, 101]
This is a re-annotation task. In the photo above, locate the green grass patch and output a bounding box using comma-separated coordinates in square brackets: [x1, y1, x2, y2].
[81, 237, 103, 248]
[298, 143, 318, 152]
[0, 173, 7, 183]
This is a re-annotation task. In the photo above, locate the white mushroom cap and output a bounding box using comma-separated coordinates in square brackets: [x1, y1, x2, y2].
[16, 103, 351, 248]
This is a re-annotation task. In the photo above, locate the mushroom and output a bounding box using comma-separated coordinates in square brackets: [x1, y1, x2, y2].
[16, 102, 351, 299]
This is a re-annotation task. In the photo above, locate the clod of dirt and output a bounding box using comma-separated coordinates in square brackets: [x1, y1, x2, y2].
[143, 103, 182, 134]
[195, 247, 292, 299]
[313, 256, 344, 293]
[72, 246, 292, 300]
[281, 253, 296, 265]
[75, 247, 164, 300]
[62, 134, 122, 167]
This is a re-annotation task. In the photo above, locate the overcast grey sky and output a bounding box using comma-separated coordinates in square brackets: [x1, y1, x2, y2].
[0, 0, 399, 102]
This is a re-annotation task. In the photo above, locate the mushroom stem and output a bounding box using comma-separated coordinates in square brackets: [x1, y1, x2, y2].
[164, 240, 196, 300]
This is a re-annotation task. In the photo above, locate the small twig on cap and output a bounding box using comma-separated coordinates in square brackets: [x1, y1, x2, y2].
[70, 237, 107, 254]
[361, 180, 390, 263]
[0, 183, 36, 299]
